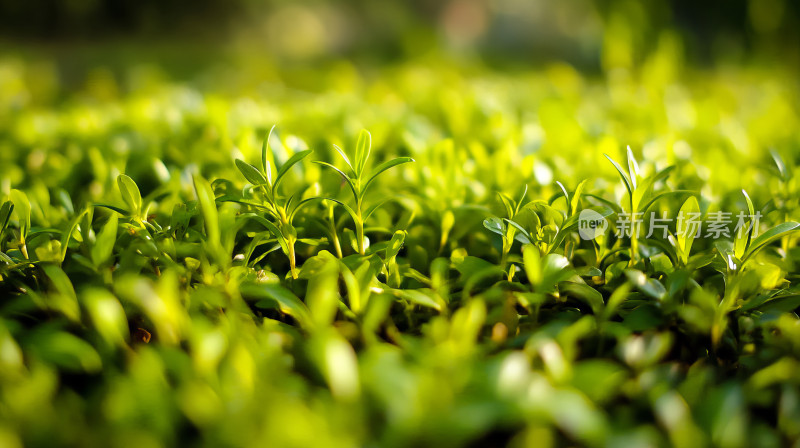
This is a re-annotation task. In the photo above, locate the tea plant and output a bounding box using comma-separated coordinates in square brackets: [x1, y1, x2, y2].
[315, 129, 414, 255]
[226, 126, 316, 279]
[2, 58, 800, 448]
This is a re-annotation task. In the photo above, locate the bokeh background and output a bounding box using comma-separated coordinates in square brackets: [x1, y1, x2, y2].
[3, 2, 800, 448]
[2, 0, 798, 83]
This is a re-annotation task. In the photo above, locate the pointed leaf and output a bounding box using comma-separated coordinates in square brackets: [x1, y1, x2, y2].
[395, 288, 443, 311]
[324, 198, 360, 225]
[742, 189, 755, 218]
[91, 214, 118, 267]
[362, 157, 415, 195]
[0, 201, 13, 234]
[676, 196, 699, 265]
[560, 281, 603, 314]
[363, 197, 392, 222]
[332, 144, 354, 173]
[192, 175, 220, 245]
[314, 161, 358, 200]
[632, 165, 675, 212]
[354, 129, 372, 176]
[245, 214, 289, 255]
[262, 125, 276, 178]
[235, 159, 268, 186]
[743, 222, 800, 263]
[556, 181, 570, 210]
[288, 197, 323, 222]
[386, 230, 406, 259]
[604, 153, 633, 201]
[483, 216, 505, 236]
[522, 244, 542, 286]
[735, 190, 755, 259]
[117, 175, 142, 216]
[243, 283, 313, 330]
[504, 218, 533, 244]
[9, 189, 31, 236]
[93, 203, 131, 216]
[273, 149, 313, 194]
[626, 145, 639, 189]
[515, 184, 529, 216]
[639, 190, 693, 215]
[770, 149, 790, 181]
[497, 192, 515, 219]
[570, 179, 588, 217]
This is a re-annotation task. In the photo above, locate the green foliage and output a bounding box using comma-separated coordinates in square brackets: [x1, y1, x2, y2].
[1, 58, 800, 448]
[316, 129, 414, 255]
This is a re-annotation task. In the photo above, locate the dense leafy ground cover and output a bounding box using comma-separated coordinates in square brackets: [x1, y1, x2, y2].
[1, 59, 800, 447]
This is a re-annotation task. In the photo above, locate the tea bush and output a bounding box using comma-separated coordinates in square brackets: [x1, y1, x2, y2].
[1, 59, 800, 447]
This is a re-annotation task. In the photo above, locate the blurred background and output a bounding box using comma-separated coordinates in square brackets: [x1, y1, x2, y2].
[3, 3, 800, 447]
[2, 0, 799, 199]
[1, 0, 798, 87]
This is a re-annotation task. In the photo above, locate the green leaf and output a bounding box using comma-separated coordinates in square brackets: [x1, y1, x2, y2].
[332, 144, 354, 174]
[632, 165, 675, 212]
[9, 189, 31, 237]
[307, 330, 360, 400]
[483, 217, 505, 236]
[92, 203, 131, 216]
[246, 214, 289, 255]
[770, 149, 790, 181]
[354, 129, 372, 177]
[235, 159, 268, 186]
[540, 253, 574, 293]
[602, 283, 631, 320]
[192, 175, 220, 245]
[677, 196, 699, 265]
[560, 281, 604, 314]
[91, 214, 118, 267]
[117, 174, 142, 216]
[743, 221, 800, 263]
[570, 179, 588, 217]
[735, 190, 755, 260]
[514, 184, 529, 216]
[304, 251, 341, 326]
[244, 283, 314, 330]
[262, 125, 276, 180]
[742, 189, 755, 218]
[504, 218, 533, 244]
[522, 244, 543, 288]
[626, 145, 640, 189]
[361, 157, 415, 195]
[273, 149, 313, 194]
[288, 197, 323, 222]
[314, 161, 358, 201]
[82, 288, 129, 347]
[603, 153, 633, 203]
[395, 288, 443, 311]
[386, 230, 406, 259]
[756, 294, 800, 313]
[42, 264, 80, 322]
[639, 190, 693, 214]
[625, 269, 666, 300]
[59, 209, 90, 262]
[497, 192, 515, 219]
[363, 197, 392, 222]
[556, 181, 570, 210]
[324, 198, 360, 226]
[28, 331, 102, 373]
[0, 201, 13, 234]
